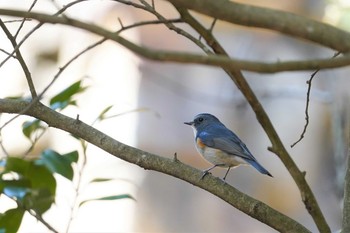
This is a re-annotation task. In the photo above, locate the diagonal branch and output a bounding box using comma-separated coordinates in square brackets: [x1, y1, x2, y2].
[13, 0, 38, 39]
[0, 1, 90, 131]
[174, 7, 330, 233]
[0, 19, 37, 98]
[0, 98, 310, 233]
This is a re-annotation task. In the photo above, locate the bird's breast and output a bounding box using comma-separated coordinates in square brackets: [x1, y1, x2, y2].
[195, 137, 247, 167]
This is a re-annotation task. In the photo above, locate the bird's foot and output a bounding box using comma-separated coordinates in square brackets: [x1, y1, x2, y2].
[200, 171, 211, 180]
[219, 177, 227, 184]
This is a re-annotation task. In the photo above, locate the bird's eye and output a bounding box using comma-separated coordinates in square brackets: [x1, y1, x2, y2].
[198, 117, 204, 122]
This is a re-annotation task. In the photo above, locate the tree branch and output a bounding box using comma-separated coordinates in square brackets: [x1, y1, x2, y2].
[0, 9, 349, 73]
[166, 0, 350, 52]
[0, 19, 37, 98]
[0, 98, 310, 233]
[341, 99, 350, 233]
[174, 7, 330, 233]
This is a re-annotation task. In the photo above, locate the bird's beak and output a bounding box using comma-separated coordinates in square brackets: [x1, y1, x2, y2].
[184, 121, 193, 126]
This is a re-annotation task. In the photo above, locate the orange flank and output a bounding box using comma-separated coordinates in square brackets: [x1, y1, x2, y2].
[196, 137, 206, 149]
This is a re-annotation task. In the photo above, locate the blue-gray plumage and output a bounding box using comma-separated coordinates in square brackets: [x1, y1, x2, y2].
[184, 113, 272, 180]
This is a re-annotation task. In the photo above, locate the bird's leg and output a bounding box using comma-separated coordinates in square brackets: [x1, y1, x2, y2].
[222, 167, 231, 181]
[200, 164, 218, 180]
[201, 164, 226, 180]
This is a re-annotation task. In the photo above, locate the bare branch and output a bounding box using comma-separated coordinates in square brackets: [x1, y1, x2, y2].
[166, 0, 350, 52]
[0, 19, 37, 98]
[27, 209, 59, 233]
[341, 98, 350, 233]
[0, 0, 88, 70]
[0, 1, 90, 131]
[0, 9, 349, 73]
[8, 196, 59, 233]
[112, 0, 148, 11]
[138, 0, 212, 54]
[13, 0, 38, 39]
[291, 52, 341, 148]
[0, 48, 17, 58]
[64, 139, 88, 233]
[290, 70, 318, 148]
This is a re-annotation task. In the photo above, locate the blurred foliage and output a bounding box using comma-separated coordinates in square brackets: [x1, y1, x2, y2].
[0, 80, 134, 233]
[49, 80, 87, 110]
[325, 0, 350, 31]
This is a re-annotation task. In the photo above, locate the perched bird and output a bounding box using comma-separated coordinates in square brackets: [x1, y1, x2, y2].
[184, 113, 272, 181]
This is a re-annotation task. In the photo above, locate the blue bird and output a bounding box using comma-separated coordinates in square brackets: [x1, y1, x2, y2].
[184, 113, 272, 181]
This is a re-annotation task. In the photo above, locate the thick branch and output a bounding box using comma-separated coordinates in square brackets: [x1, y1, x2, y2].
[166, 0, 350, 52]
[0, 98, 310, 233]
[0, 9, 349, 73]
[342, 102, 350, 233]
[342, 145, 350, 233]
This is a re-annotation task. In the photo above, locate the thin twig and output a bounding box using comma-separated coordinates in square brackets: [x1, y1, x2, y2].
[291, 51, 341, 148]
[112, 0, 148, 11]
[0, 0, 89, 131]
[27, 209, 59, 233]
[0, 19, 37, 98]
[7, 196, 59, 233]
[64, 140, 88, 233]
[199, 18, 217, 41]
[14, 0, 38, 39]
[209, 18, 217, 32]
[0, 48, 17, 58]
[3, 19, 32, 23]
[137, 0, 213, 54]
[0, 0, 87, 69]
[22, 129, 47, 157]
[118, 17, 124, 28]
[290, 70, 318, 148]
[0, 115, 10, 158]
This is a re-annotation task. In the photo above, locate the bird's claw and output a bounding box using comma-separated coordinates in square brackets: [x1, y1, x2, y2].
[200, 171, 210, 180]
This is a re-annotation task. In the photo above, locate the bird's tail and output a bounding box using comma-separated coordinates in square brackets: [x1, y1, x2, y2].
[248, 160, 273, 177]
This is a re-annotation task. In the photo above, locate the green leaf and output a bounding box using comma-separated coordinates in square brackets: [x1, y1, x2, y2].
[62, 151, 79, 163]
[88, 178, 114, 183]
[0, 179, 31, 193]
[39, 149, 74, 180]
[3, 157, 31, 174]
[0, 208, 25, 233]
[24, 188, 55, 214]
[49, 80, 86, 110]
[24, 162, 56, 214]
[27, 161, 56, 194]
[79, 194, 135, 207]
[98, 105, 113, 120]
[0, 157, 56, 215]
[22, 119, 45, 140]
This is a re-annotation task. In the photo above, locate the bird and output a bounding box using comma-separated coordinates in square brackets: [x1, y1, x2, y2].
[184, 113, 272, 181]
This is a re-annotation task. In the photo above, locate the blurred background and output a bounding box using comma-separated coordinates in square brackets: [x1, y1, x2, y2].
[0, 0, 349, 232]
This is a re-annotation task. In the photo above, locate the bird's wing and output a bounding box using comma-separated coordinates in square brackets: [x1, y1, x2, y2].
[198, 130, 256, 161]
